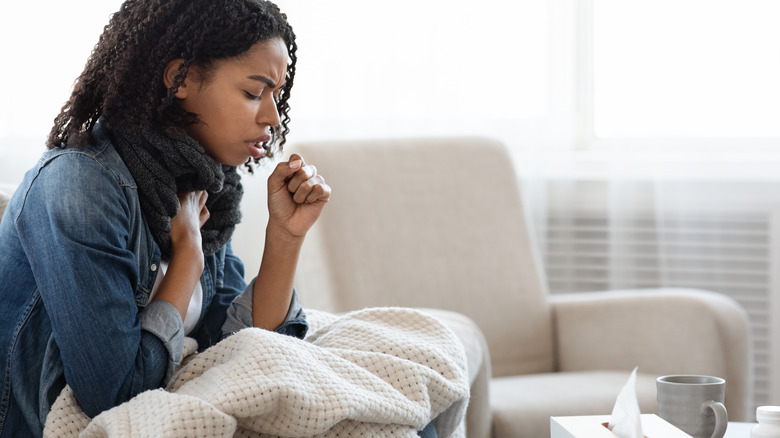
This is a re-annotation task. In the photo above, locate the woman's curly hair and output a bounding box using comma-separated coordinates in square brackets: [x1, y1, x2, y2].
[47, 0, 296, 167]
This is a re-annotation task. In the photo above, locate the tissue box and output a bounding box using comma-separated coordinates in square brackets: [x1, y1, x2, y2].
[550, 414, 693, 438]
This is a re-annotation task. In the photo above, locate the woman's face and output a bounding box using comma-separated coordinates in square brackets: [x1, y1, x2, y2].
[176, 38, 288, 166]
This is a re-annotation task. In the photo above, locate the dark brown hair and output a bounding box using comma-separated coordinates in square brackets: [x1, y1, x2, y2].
[47, 0, 296, 166]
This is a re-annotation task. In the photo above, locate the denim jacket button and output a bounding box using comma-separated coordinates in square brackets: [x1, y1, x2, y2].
[150, 263, 158, 272]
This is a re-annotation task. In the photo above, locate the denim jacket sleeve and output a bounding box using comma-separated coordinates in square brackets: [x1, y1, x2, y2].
[14, 152, 174, 418]
[222, 273, 308, 341]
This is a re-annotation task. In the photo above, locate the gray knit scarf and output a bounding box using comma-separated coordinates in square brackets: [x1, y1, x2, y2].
[110, 124, 243, 260]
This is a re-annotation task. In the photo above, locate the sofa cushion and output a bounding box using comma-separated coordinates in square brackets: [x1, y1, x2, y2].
[490, 371, 658, 438]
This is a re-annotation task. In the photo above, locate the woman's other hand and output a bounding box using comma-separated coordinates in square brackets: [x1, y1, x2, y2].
[266, 154, 331, 239]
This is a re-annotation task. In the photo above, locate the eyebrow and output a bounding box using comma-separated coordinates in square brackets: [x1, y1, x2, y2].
[247, 74, 282, 88]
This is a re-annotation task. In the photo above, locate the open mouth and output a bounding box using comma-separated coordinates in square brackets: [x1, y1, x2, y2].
[247, 142, 265, 159]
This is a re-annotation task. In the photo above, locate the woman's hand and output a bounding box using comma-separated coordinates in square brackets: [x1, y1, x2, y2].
[252, 155, 329, 330]
[153, 190, 210, 320]
[266, 154, 331, 239]
[169, 190, 210, 257]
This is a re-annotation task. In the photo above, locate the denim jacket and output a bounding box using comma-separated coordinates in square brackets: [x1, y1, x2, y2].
[0, 123, 308, 437]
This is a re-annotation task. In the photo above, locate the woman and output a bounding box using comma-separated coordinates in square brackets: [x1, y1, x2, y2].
[0, 0, 333, 435]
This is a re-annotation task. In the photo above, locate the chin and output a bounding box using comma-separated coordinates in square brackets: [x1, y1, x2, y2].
[224, 159, 248, 167]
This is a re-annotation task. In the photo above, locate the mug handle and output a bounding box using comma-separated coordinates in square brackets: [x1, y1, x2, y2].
[702, 400, 728, 438]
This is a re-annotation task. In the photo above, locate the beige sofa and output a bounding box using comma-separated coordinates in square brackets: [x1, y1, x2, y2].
[0, 137, 753, 438]
[0, 184, 13, 216]
[285, 137, 754, 438]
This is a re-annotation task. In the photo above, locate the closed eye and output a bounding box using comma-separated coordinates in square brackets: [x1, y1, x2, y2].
[244, 90, 262, 101]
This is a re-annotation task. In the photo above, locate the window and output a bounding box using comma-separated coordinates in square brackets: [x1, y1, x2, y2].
[6, 1, 777, 149]
[590, 0, 780, 139]
[0, 1, 125, 138]
[1, 0, 553, 146]
[274, 0, 552, 141]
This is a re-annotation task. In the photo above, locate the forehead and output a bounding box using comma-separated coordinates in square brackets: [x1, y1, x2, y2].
[217, 38, 288, 84]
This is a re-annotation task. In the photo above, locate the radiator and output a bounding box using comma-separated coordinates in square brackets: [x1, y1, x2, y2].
[543, 207, 775, 413]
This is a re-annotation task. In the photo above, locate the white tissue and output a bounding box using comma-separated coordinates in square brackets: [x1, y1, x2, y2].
[607, 367, 643, 438]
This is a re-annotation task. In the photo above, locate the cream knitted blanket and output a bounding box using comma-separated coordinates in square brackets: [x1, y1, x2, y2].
[43, 308, 470, 438]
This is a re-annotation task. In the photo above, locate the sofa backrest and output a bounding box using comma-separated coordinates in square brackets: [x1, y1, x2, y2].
[290, 137, 554, 376]
[0, 184, 15, 222]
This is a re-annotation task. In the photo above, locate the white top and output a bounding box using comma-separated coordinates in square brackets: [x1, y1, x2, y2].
[148, 261, 203, 335]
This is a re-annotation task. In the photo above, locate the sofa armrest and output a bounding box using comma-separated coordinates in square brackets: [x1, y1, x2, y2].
[420, 308, 492, 438]
[549, 288, 752, 421]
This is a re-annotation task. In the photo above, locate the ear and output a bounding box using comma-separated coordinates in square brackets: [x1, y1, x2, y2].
[163, 58, 191, 99]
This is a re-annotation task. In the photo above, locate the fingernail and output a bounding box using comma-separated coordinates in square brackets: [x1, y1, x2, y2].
[290, 160, 302, 170]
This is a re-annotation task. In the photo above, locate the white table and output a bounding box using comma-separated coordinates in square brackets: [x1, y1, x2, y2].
[725, 422, 755, 437]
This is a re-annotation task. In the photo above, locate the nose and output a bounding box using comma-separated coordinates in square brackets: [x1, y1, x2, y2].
[256, 95, 281, 128]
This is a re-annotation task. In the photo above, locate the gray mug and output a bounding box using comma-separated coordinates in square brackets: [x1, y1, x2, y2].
[657, 375, 728, 438]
